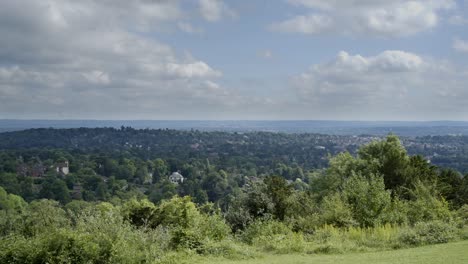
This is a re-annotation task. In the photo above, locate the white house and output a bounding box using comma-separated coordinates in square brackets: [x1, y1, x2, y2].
[169, 172, 184, 184]
[56, 161, 69, 176]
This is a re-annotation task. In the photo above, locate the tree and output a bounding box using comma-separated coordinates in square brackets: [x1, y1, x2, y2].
[437, 169, 463, 207]
[358, 135, 409, 191]
[152, 158, 168, 183]
[117, 159, 137, 181]
[51, 179, 71, 204]
[264, 176, 293, 220]
[342, 173, 392, 227]
[148, 180, 177, 204]
[202, 170, 228, 202]
[39, 176, 71, 204]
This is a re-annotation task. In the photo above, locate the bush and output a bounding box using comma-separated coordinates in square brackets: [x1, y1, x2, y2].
[252, 232, 306, 254]
[311, 224, 403, 253]
[22, 199, 71, 237]
[0, 207, 173, 264]
[398, 221, 458, 246]
[240, 220, 307, 253]
[456, 204, 468, 225]
[310, 225, 358, 254]
[154, 197, 231, 250]
[319, 193, 357, 227]
[240, 220, 293, 244]
[342, 173, 392, 227]
[407, 182, 453, 224]
[198, 239, 259, 259]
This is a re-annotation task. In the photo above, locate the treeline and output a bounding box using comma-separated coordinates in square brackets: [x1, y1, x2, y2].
[2, 127, 468, 172]
[0, 135, 467, 263]
[0, 127, 335, 169]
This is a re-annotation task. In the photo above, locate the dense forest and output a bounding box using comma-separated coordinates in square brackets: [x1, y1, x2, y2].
[0, 128, 467, 263]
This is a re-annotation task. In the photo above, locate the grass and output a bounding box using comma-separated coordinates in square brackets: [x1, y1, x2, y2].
[196, 240, 468, 264]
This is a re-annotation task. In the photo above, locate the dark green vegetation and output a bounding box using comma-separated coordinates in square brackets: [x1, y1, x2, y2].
[0, 128, 468, 263]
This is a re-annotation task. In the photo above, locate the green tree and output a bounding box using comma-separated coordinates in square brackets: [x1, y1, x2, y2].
[358, 135, 409, 191]
[264, 176, 293, 220]
[152, 158, 169, 183]
[342, 173, 392, 227]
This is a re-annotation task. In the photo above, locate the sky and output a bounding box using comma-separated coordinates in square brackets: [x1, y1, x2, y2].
[0, 0, 468, 121]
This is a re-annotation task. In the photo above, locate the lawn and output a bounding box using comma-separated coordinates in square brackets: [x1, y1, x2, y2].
[198, 240, 468, 264]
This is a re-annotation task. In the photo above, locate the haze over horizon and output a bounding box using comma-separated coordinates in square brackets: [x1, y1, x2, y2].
[1, 0, 468, 120]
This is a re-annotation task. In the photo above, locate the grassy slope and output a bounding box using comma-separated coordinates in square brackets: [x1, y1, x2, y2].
[198, 240, 468, 264]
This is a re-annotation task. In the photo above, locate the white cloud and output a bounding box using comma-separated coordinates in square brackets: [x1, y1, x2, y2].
[177, 22, 204, 34]
[270, 14, 333, 34]
[199, 0, 236, 22]
[448, 15, 468, 25]
[273, 0, 455, 37]
[166, 62, 222, 78]
[453, 38, 468, 52]
[0, 0, 248, 119]
[291, 50, 467, 120]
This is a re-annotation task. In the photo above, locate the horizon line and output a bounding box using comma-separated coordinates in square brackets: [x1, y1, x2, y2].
[2, 119, 468, 123]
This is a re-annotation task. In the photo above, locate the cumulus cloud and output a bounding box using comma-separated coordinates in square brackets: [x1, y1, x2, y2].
[448, 15, 468, 25]
[270, 14, 333, 34]
[0, 0, 244, 119]
[453, 38, 468, 52]
[273, 0, 455, 36]
[199, 0, 236, 22]
[291, 50, 468, 120]
[166, 61, 222, 78]
[177, 22, 204, 34]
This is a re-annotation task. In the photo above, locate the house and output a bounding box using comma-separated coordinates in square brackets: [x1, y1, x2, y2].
[31, 164, 47, 177]
[56, 161, 69, 176]
[16, 164, 29, 177]
[17, 163, 46, 178]
[169, 172, 184, 184]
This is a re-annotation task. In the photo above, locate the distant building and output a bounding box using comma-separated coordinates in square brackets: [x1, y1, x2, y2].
[17, 163, 46, 178]
[56, 161, 69, 176]
[16, 164, 29, 177]
[169, 172, 184, 184]
[32, 164, 47, 177]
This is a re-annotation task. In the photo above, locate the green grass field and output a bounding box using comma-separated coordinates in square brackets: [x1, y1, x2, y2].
[198, 240, 468, 264]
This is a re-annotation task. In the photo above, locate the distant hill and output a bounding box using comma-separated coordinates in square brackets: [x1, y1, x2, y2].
[2, 119, 468, 136]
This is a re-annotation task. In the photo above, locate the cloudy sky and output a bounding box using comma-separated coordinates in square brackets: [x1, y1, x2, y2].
[1, 0, 468, 120]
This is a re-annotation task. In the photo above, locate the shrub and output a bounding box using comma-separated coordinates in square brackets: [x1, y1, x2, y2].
[310, 225, 357, 254]
[319, 193, 357, 227]
[121, 198, 157, 228]
[456, 204, 468, 225]
[284, 191, 320, 233]
[198, 239, 259, 259]
[240, 220, 293, 244]
[240, 220, 307, 254]
[407, 182, 453, 224]
[342, 173, 392, 227]
[398, 221, 458, 246]
[22, 199, 71, 237]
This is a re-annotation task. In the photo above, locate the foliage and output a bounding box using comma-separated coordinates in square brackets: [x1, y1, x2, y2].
[0, 132, 467, 263]
[399, 221, 458, 246]
[342, 173, 392, 227]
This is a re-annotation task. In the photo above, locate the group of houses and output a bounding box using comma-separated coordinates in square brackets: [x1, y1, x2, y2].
[17, 159, 185, 184]
[16, 161, 70, 178]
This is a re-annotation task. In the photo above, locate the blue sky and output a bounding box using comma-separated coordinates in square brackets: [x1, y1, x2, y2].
[0, 0, 468, 120]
